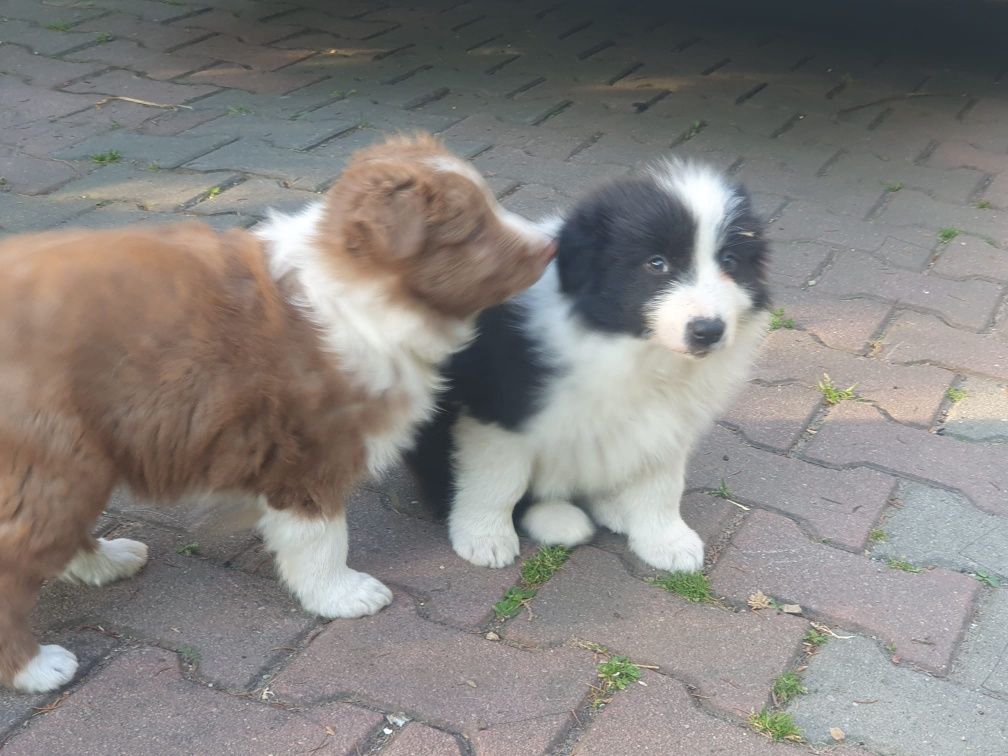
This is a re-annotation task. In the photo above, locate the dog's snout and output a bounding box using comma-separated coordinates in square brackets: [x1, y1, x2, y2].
[686, 317, 725, 350]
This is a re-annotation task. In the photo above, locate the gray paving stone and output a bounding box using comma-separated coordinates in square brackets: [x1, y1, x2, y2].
[789, 635, 1008, 754]
[55, 132, 233, 170]
[185, 139, 338, 191]
[0, 193, 94, 235]
[187, 178, 318, 219]
[874, 483, 1008, 579]
[941, 378, 1008, 443]
[52, 165, 237, 212]
[952, 588, 1008, 697]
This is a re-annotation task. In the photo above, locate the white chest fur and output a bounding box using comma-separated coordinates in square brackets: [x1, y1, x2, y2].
[523, 310, 767, 498]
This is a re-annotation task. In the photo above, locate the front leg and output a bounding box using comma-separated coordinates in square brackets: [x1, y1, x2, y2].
[449, 416, 532, 568]
[258, 504, 392, 619]
[613, 461, 704, 573]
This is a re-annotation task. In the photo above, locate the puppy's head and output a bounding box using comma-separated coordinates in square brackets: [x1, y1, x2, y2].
[556, 161, 769, 356]
[323, 133, 554, 319]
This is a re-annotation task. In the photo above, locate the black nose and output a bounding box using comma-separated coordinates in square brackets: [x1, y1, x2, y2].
[687, 317, 725, 349]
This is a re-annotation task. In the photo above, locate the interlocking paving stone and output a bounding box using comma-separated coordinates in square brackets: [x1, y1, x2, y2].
[270, 599, 595, 735]
[873, 483, 1008, 579]
[951, 588, 1008, 696]
[688, 425, 894, 550]
[187, 177, 318, 219]
[470, 715, 571, 756]
[64, 70, 218, 104]
[0, 631, 117, 740]
[74, 12, 212, 52]
[574, 672, 802, 755]
[52, 165, 237, 212]
[883, 311, 1008, 381]
[66, 39, 216, 82]
[34, 521, 316, 690]
[816, 250, 1003, 331]
[941, 377, 1008, 442]
[722, 381, 822, 451]
[1, 647, 382, 755]
[709, 509, 979, 673]
[772, 287, 892, 354]
[55, 132, 233, 170]
[0, 192, 94, 234]
[384, 723, 464, 755]
[504, 546, 807, 717]
[753, 329, 951, 426]
[882, 188, 1008, 249]
[0, 45, 104, 89]
[790, 635, 1008, 753]
[932, 234, 1008, 283]
[184, 138, 338, 191]
[805, 400, 1008, 517]
[0, 147, 81, 195]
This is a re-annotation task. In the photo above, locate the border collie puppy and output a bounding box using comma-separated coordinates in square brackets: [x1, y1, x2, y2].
[0, 134, 554, 693]
[408, 161, 770, 573]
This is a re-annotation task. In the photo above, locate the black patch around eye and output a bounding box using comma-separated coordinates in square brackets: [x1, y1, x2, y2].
[720, 210, 771, 310]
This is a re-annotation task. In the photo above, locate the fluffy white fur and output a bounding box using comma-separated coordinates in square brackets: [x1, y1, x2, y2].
[59, 538, 149, 586]
[257, 505, 392, 618]
[449, 164, 769, 572]
[256, 203, 471, 478]
[12, 645, 78, 693]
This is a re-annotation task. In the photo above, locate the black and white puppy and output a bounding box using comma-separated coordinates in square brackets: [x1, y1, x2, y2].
[408, 161, 770, 573]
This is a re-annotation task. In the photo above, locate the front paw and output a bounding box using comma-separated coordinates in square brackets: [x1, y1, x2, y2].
[301, 570, 393, 619]
[630, 523, 704, 573]
[450, 525, 520, 568]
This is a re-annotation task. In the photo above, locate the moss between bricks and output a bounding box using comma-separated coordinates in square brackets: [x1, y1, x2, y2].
[492, 546, 570, 619]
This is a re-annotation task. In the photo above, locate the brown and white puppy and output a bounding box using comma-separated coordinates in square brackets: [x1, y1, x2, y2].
[0, 133, 554, 693]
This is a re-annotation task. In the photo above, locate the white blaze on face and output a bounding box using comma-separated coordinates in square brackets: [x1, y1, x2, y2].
[647, 162, 754, 354]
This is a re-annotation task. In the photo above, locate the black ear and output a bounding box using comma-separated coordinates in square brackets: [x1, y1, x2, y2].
[555, 197, 610, 294]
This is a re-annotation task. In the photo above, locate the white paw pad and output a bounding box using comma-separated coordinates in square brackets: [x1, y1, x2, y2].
[303, 570, 393, 619]
[451, 527, 520, 568]
[630, 524, 705, 573]
[12, 645, 78, 693]
[521, 501, 595, 547]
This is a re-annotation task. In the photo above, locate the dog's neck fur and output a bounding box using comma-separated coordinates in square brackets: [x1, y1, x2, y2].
[256, 202, 475, 476]
[256, 202, 473, 394]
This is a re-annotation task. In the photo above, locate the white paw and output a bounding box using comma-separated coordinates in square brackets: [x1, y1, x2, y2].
[60, 538, 149, 586]
[12, 645, 78, 693]
[450, 526, 520, 568]
[630, 523, 705, 572]
[521, 501, 595, 547]
[301, 570, 393, 619]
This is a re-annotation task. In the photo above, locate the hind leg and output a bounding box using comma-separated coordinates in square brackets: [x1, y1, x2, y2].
[0, 448, 115, 692]
[520, 500, 595, 547]
[60, 535, 148, 586]
[0, 572, 78, 693]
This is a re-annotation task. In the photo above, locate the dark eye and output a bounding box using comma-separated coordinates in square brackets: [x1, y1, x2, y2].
[645, 256, 670, 275]
[719, 251, 738, 273]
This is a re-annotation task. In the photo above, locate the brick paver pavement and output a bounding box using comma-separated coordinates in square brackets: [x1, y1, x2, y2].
[2, 0, 1008, 753]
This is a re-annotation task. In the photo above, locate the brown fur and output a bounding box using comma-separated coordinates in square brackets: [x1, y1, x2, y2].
[0, 133, 553, 687]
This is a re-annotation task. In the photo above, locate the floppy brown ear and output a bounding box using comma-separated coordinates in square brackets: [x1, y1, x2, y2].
[343, 161, 428, 261]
